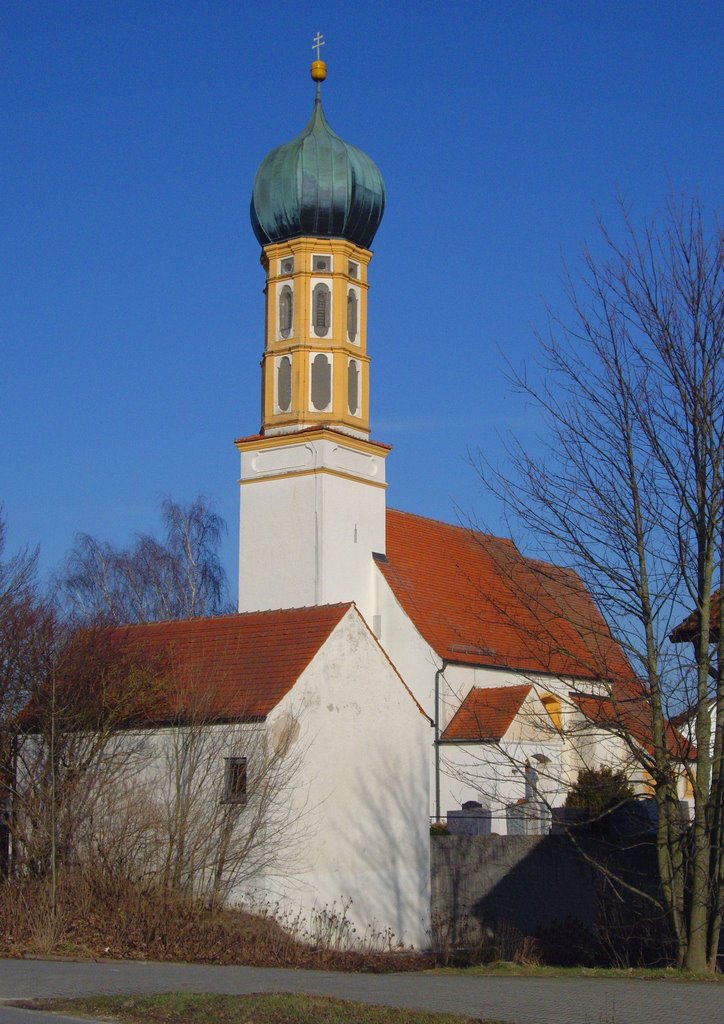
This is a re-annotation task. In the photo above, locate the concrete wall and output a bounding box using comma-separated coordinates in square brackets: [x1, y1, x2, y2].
[432, 834, 601, 936]
[431, 833, 663, 959]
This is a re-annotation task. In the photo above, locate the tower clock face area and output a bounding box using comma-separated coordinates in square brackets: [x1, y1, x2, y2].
[260, 237, 372, 439]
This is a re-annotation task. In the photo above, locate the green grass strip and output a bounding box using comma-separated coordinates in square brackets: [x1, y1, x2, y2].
[14, 993, 510, 1024]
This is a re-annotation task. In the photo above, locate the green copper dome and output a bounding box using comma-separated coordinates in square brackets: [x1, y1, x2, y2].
[250, 95, 385, 251]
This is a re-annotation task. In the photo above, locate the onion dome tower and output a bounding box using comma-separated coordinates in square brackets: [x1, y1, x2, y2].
[250, 86, 385, 252]
[236, 40, 390, 619]
[248, 47, 385, 440]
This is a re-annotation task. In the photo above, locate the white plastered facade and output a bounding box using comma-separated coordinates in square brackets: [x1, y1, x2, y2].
[255, 606, 432, 947]
[238, 435, 387, 625]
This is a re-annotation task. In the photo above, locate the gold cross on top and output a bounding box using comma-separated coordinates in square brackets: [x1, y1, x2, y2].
[312, 32, 325, 60]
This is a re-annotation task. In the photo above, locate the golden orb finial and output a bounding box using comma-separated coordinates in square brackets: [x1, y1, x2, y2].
[311, 31, 326, 83]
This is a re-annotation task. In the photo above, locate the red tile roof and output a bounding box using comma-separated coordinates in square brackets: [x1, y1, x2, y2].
[670, 590, 721, 643]
[442, 684, 532, 742]
[114, 604, 351, 721]
[378, 509, 635, 683]
[571, 691, 694, 760]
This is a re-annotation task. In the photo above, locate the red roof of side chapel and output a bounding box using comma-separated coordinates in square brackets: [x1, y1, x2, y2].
[379, 509, 635, 684]
[116, 603, 351, 721]
[441, 684, 533, 742]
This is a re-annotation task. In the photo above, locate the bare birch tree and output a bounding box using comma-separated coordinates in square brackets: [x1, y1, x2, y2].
[474, 195, 723, 970]
[57, 496, 232, 623]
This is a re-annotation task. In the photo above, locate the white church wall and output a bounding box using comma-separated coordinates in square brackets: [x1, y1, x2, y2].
[372, 570, 443, 821]
[566, 717, 629, 778]
[264, 606, 432, 948]
[15, 719, 286, 900]
[238, 437, 386, 622]
[439, 739, 563, 834]
[373, 569, 440, 716]
[238, 472, 319, 612]
[316, 471, 386, 623]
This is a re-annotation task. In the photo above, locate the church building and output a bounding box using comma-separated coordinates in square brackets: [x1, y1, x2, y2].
[109, 49, 673, 948]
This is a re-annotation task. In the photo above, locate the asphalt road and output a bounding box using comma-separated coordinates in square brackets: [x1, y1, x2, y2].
[0, 958, 722, 1024]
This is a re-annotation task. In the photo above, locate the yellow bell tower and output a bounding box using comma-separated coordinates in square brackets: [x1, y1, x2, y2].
[236, 42, 389, 619]
[260, 237, 372, 438]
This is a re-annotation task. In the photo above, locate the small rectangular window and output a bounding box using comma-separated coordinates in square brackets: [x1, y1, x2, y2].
[348, 260, 359, 278]
[223, 757, 247, 805]
[279, 257, 294, 276]
[312, 254, 331, 272]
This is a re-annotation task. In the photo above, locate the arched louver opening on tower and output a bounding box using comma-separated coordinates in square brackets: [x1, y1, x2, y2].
[311, 354, 332, 411]
[312, 283, 331, 337]
[277, 355, 292, 412]
[347, 288, 358, 343]
[348, 359, 359, 416]
[279, 285, 293, 339]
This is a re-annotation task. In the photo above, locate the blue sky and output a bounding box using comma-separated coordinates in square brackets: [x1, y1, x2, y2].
[2, 1, 722, 596]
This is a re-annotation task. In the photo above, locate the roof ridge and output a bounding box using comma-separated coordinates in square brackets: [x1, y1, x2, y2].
[349, 604, 432, 724]
[113, 602, 354, 631]
[387, 507, 514, 546]
[469, 682, 534, 695]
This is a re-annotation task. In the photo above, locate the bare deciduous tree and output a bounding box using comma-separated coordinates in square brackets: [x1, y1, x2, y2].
[4, 503, 303, 919]
[0, 510, 42, 737]
[11, 628, 308, 916]
[148, 703, 307, 908]
[57, 496, 232, 624]
[10, 622, 158, 882]
[474, 195, 723, 970]
[0, 510, 52, 873]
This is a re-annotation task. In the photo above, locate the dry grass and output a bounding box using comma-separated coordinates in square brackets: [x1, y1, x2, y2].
[0, 872, 430, 971]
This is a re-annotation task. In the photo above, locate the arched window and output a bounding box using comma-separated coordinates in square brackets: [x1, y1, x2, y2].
[347, 289, 358, 343]
[348, 359, 359, 416]
[312, 283, 331, 337]
[278, 285, 293, 339]
[311, 354, 331, 411]
[277, 356, 292, 412]
[541, 694, 562, 731]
